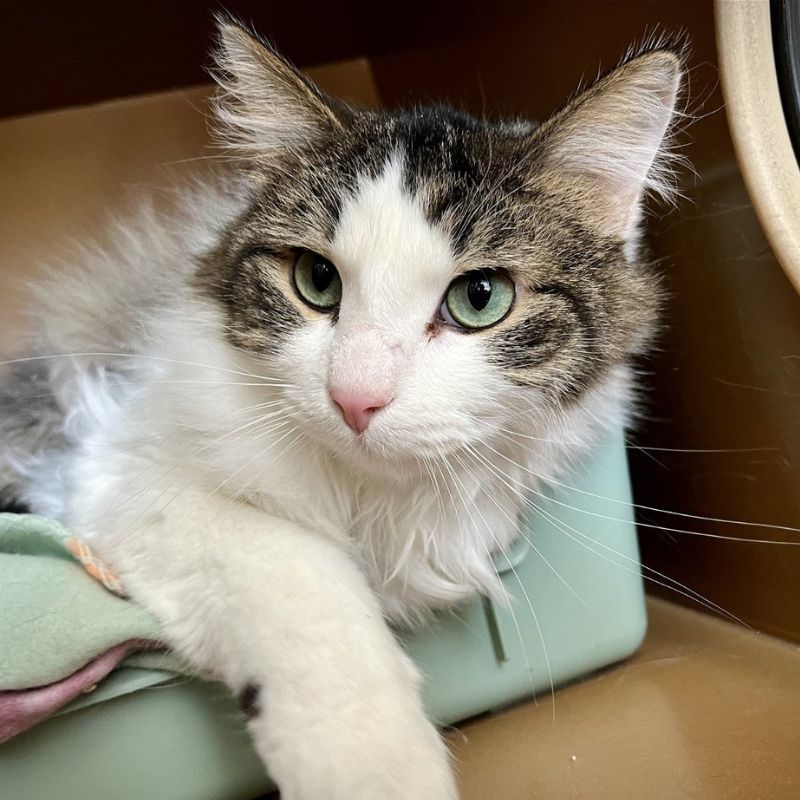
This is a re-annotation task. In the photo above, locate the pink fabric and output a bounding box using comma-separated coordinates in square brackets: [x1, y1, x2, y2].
[0, 638, 158, 743]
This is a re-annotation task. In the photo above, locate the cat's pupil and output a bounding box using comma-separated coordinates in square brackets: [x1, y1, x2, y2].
[311, 258, 334, 292]
[468, 274, 492, 311]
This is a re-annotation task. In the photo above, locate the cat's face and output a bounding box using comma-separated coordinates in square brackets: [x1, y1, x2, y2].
[200, 23, 682, 470]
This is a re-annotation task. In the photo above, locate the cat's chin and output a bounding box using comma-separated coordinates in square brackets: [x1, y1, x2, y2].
[325, 432, 460, 481]
[335, 442, 427, 478]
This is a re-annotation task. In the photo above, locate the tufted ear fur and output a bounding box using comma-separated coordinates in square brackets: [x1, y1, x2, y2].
[535, 47, 684, 239]
[211, 18, 342, 154]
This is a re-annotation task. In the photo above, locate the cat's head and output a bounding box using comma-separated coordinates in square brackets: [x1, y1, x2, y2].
[199, 20, 684, 471]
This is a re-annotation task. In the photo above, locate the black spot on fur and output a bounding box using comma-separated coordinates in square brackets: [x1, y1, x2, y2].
[238, 682, 261, 719]
[0, 490, 29, 514]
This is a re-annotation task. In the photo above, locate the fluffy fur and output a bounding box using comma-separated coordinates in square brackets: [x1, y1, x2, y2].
[0, 20, 684, 799]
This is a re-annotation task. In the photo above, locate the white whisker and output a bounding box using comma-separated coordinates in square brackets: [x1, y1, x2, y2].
[465, 442, 746, 626]
[485, 436, 800, 544]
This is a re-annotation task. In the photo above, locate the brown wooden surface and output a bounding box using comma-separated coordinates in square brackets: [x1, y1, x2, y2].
[261, 598, 800, 798]
[447, 597, 800, 799]
[4, 0, 627, 120]
[2, 1, 368, 119]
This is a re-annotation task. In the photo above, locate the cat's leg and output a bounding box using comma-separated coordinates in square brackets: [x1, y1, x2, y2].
[81, 483, 458, 800]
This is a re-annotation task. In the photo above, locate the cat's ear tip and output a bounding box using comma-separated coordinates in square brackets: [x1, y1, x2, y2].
[212, 12, 273, 59]
[212, 10, 242, 38]
[613, 44, 687, 113]
[638, 50, 683, 74]
[623, 31, 691, 80]
[214, 14, 253, 48]
[212, 10, 249, 34]
[211, 13, 287, 83]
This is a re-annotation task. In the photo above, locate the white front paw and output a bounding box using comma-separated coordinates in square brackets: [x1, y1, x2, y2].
[248, 685, 458, 800]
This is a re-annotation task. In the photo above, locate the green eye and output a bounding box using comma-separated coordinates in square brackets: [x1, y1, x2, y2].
[444, 270, 515, 330]
[293, 250, 342, 310]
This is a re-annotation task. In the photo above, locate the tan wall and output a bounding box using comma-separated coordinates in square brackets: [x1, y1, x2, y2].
[0, 59, 378, 355]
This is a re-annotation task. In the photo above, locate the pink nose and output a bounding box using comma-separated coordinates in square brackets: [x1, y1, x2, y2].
[329, 388, 391, 434]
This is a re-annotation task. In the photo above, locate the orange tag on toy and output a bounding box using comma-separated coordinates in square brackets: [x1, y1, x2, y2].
[66, 537, 127, 597]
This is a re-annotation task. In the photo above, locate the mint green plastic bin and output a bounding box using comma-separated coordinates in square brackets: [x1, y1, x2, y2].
[0, 425, 645, 799]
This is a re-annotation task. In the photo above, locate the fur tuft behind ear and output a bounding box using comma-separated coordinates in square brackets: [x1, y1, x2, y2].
[210, 17, 341, 154]
[537, 46, 685, 238]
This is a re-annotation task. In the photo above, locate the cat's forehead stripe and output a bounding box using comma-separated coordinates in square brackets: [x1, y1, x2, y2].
[330, 154, 455, 322]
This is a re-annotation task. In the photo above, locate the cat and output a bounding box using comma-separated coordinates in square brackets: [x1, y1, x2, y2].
[0, 18, 683, 799]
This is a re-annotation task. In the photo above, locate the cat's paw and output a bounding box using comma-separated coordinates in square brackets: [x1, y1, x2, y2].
[248, 685, 458, 800]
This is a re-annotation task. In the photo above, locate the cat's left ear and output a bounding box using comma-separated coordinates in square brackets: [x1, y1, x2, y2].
[535, 47, 684, 238]
[211, 17, 342, 153]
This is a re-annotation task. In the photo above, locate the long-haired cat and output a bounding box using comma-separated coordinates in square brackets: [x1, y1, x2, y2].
[0, 19, 683, 799]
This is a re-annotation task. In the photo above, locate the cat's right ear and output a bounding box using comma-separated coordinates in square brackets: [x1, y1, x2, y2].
[532, 45, 685, 239]
[211, 17, 342, 154]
